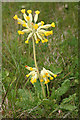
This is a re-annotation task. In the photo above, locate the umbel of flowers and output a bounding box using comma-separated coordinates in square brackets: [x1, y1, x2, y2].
[13, 9, 57, 97]
[13, 9, 55, 44]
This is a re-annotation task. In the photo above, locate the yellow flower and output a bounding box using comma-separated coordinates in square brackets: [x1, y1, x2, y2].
[25, 40, 29, 44]
[30, 78, 37, 84]
[30, 79, 34, 84]
[47, 79, 50, 83]
[44, 32, 49, 36]
[41, 40, 45, 43]
[18, 30, 24, 35]
[40, 79, 43, 82]
[51, 22, 55, 27]
[40, 67, 58, 84]
[50, 77, 53, 80]
[37, 39, 40, 41]
[21, 9, 25, 14]
[13, 15, 18, 20]
[30, 67, 33, 71]
[44, 81, 48, 84]
[41, 21, 44, 26]
[43, 75, 46, 78]
[44, 39, 48, 42]
[50, 30, 53, 35]
[34, 24, 38, 29]
[41, 34, 44, 36]
[36, 40, 39, 44]
[27, 10, 32, 14]
[54, 74, 57, 78]
[18, 22, 21, 24]
[44, 31, 53, 36]
[23, 24, 27, 27]
[26, 16, 30, 21]
[26, 74, 29, 77]
[35, 10, 40, 14]
[33, 79, 37, 83]
[23, 20, 26, 23]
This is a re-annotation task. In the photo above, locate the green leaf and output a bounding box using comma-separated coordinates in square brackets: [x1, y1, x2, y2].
[33, 80, 42, 98]
[50, 87, 56, 99]
[60, 104, 77, 111]
[61, 93, 76, 104]
[55, 79, 70, 97]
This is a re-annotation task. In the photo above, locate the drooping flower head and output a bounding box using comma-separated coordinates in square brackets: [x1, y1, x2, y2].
[25, 65, 38, 84]
[25, 65, 57, 84]
[40, 67, 57, 84]
[13, 9, 55, 44]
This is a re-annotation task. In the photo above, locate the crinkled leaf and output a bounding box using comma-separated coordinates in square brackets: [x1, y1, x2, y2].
[61, 93, 76, 104]
[55, 79, 70, 98]
[60, 104, 77, 111]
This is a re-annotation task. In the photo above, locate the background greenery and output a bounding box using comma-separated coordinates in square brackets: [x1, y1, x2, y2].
[2, 2, 79, 118]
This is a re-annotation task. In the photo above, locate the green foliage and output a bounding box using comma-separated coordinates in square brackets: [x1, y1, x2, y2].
[60, 94, 77, 111]
[61, 93, 76, 104]
[50, 79, 70, 100]
[55, 79, 70, 98]
[60, 104, 77, 111]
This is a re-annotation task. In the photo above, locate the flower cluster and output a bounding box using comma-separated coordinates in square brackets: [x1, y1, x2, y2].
[13, 9, 55, 44]
[25, 65, 57, 84]
[40, 67, 57, 84]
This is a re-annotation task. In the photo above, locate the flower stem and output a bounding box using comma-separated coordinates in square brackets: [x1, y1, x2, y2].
[46, 84, 49, 97]
[32, 36, 46, 98]
[32, 36, 38, 69]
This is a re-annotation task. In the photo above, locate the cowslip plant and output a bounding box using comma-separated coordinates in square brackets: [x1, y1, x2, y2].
[13, 9, 57, 98]
[12, 9, 78, 118]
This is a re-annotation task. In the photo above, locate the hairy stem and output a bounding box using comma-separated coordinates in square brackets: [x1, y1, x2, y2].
[32, 37, 46, 98]
[46, 84, 49, 97]
[32, 37, 38, 69]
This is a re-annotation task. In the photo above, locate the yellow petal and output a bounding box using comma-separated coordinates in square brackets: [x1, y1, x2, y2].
[54, 74, 57, 78]
[34, 24, 38, 29]
[22, 24, 27, 27]
[40, 79, 43, 82]
[37, 39, 40, 41]
[13, 15, 18, 20]
[17, 22, 21, 24]
[30, 67, 33, 71]
[33, 79, 37, 83]
[44, 81, 48, 84]
[21, 9, 25, 14]
[51, 22, 55, 27]
[50, 77, 53, 80]
[27, 10, 32, 14]
[43, 75, 46, 78]
[44, 39, 48, 42]
[36, 40, 39, 44]
[25, 40, 29, 44]
[47, 79, 50, 83]
[26, 16, 30, 21]
[41, 21, 44, 26]
[35, 10, 40, 14]
[18, 30, 24, 35]
[26, 74, 29, 77]
[41, 40, 45, 43]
